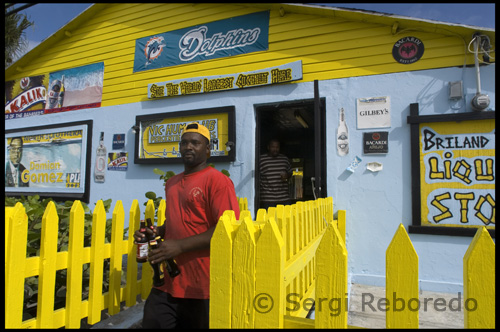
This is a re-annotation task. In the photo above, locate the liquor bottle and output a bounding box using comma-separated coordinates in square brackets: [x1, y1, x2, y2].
[94, 132, 106, 183]
[148, 235, 165, 287]
[337, 108, 349, 156]
[136, 220, 149, 263]
[145, 218, 180, 279]
[57, 75, 65, 108]
[165, 249, 180, 278]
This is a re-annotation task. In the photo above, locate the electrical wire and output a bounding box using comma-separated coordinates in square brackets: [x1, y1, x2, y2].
[468, 34, 495, 64]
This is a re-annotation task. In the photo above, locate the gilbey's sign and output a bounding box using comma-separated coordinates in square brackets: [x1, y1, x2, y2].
[133, 11, 269, 72]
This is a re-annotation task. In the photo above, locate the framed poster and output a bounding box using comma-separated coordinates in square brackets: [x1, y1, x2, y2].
[407, 103, 495, 237]
[5, 120, 93, 202]
[134, 106, 235, 164]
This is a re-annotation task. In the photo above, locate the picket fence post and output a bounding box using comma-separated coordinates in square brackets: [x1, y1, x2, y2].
[5, 203, 29, 328]
[65, 201, 85, 328]
[126, 200, 140, 306]
[209, 211, 236, 328]
[88, 200, 107, 325]
[37, 201, 59, 328]
[255, 216, 285, 328]
[315, 220, 348, 328]
[108, 200, 125, 315]
[386, 223, 419, 328]
[232, 216, 257, 328]
[463, 227, 495, 328]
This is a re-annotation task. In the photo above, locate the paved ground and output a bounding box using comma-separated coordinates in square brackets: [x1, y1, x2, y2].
[91, 283, 466, 329]
[347, 283, 465, 329]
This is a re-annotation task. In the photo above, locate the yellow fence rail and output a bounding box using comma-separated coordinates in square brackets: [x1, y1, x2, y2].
[4, 197, 248, 329]
[209, 199, 495, 329]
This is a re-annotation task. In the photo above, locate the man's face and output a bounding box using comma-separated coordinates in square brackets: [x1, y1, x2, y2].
[180, 132, 209, 167]
[9, 139, 23, 165]
[268, 141, 280, 157]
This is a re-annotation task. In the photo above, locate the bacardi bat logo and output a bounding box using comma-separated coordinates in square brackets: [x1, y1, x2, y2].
[392, 36, 424, 64]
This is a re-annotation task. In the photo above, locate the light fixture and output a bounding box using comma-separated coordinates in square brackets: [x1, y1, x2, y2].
[294, 112, 309, 128]
[131, 125, 140, 134]
[225, 141, 235, 151]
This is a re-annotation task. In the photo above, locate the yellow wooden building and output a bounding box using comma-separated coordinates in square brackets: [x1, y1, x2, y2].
[5, 3, 495, 321]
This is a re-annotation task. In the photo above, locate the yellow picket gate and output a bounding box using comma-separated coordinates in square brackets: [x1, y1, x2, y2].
[209, 197, 344, 328]
[4, 197, 248, 329]
[209, 199, 495, 329]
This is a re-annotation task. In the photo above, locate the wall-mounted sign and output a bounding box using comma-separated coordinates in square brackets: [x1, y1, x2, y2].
[5, 120, 93, 202]
[108, 152, 128, 171]
[407, 103, 495, 237]
[112, 133, 125, 150]
[356, 96, 391, 129]
[44, 62, 104, 114]
[133, 11, 270, 72]
[134, 106, 235, 164]
[392, 36, 424, 64]
[148, 60, 302, 99]
[5, 63, 104, 120]
[5, 74, 48, 119]
[363, 131, 388, 154]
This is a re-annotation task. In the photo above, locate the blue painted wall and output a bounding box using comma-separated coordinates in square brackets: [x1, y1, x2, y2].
[6, 64, 495, 292]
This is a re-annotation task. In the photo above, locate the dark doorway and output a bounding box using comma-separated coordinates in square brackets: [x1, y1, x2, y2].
[255, 98, 326, 214]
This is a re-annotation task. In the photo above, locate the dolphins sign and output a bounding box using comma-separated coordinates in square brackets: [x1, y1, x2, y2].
[133, 11, 269, 72]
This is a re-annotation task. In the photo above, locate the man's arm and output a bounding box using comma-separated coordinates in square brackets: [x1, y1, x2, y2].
[148, 226, 216, 264]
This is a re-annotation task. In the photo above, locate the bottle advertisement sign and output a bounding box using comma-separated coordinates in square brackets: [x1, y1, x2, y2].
[363, 131, 389, 154]
[356, 96, 391, 129]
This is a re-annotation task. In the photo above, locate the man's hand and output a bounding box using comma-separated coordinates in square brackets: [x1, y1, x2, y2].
[133, 225, 155, 243]
[149, 239, 183, 264]
[133, 224, 216, 264]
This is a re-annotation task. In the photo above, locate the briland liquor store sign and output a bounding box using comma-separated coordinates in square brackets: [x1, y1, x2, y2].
[420, 120, 495, 229]
[147, 60, 303, 99]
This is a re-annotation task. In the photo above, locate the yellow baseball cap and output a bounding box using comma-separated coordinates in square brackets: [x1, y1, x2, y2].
[181, 122, 211, 142]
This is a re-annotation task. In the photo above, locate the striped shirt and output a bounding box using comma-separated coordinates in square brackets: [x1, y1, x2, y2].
[259, 153, 292, 203]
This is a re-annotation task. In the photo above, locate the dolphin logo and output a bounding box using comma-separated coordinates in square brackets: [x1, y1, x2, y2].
[144, 37, 166, 66]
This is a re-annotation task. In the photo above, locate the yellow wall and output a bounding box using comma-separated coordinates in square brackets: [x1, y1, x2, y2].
[6, 3, 491, 108]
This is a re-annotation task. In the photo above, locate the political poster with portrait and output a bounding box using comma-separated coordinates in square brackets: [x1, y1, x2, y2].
[5, 121, 92, 201]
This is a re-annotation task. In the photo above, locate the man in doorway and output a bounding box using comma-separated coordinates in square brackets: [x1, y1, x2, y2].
[5, 136, 29, 187]
[259, 139, 293, 209]
[134, 122, 240, 328]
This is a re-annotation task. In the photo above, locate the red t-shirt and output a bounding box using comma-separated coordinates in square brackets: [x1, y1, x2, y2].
[156, 166, 240, 299]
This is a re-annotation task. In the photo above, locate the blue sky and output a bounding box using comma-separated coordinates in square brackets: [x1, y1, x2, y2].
[13, 3, 495, 60]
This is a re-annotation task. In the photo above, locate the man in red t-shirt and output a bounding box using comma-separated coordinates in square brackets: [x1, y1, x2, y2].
[135, 122, 240, 328]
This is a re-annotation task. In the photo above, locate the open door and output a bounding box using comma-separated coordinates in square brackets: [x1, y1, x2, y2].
[255, 90, 326, 214]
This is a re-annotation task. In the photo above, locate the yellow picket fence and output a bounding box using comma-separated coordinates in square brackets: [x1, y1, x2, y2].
[4, 197, 248, 329]
[209, 199, 496, 329]
[209, 197, 340, 328]
[5, 195, 494, 329]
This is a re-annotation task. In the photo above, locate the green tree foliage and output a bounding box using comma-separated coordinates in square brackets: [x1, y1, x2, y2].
[5, 4, 33, 67]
